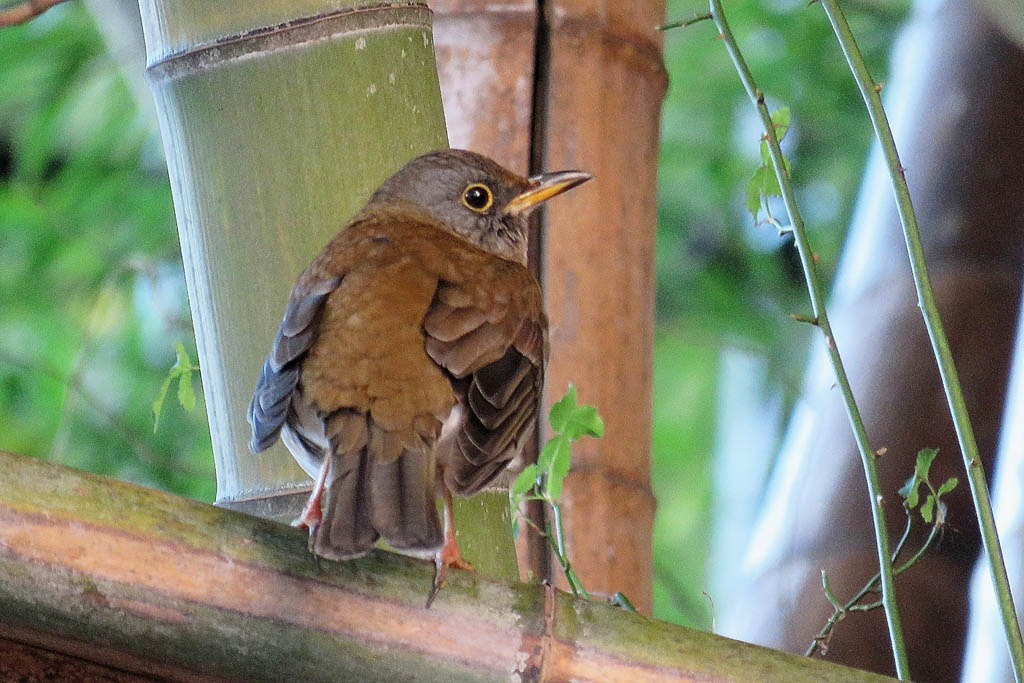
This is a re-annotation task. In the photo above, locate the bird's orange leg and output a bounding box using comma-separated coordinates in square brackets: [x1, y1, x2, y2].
[426, 481, 474, 607]
[293, 456, 331, 538]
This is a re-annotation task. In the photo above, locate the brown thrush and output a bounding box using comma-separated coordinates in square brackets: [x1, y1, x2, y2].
[247, 149, 591, 591]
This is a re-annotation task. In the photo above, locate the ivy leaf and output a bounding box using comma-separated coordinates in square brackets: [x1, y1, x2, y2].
[172, 343, 198, 411]
[764, 164, 783, 196]
[758, 147, 792, 180]
[899, 473, 921, 509]
[745, 172, 763, 218]
[921, 495, 935, 524]
[511, 464, 539, 498]
[771, 106, 791, 142]
[177, 369, 195, 412]
[759, 108, 792, 171]
[562, 404, 605, 441]
[549, 385, 603, 440]
[153, 342, 199, 432]
[537, 436, 560, 472]
[546, 436, 572, 500]
[549, 384, 579, 434]
[915, 447, 938, 484]
[937, 477, 958, 498]
[152, 373, 175, 433]
[747, 164, 788, 221]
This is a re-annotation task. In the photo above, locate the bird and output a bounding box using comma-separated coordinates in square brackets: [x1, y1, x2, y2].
[247, 149, 591, 598]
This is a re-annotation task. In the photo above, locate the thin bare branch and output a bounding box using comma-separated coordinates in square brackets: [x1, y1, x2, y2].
[0, 0, 70, 27]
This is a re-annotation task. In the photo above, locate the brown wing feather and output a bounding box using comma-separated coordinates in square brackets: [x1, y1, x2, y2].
[248, 275, 340, 453]
[424, 279, 548, 496]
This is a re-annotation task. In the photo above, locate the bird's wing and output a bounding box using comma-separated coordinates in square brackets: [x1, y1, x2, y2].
[423, 274, 548, 495]
[248, 271, 341, 456]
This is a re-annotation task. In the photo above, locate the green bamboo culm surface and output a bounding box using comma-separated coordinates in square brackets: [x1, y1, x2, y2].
[140, 1, 517, 580]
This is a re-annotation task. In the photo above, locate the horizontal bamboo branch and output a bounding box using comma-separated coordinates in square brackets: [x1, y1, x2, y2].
[0, 450, 892, 682]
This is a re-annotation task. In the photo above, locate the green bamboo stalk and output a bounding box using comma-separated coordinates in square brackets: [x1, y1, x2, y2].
[706, 1, 910, 676]
[816, 2, 1024, 679]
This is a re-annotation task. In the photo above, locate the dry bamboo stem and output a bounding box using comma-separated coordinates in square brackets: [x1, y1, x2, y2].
[0, 450, 893, 682]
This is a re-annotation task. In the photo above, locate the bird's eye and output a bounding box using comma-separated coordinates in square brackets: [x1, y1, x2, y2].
[462, 183, 493, 213]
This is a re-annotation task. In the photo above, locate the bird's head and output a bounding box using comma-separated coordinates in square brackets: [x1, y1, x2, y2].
[366, 149, 592, 264]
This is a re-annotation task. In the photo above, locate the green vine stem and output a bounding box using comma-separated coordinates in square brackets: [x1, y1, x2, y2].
[706, 0, 910, 676]
[817, 1, 1024, 678]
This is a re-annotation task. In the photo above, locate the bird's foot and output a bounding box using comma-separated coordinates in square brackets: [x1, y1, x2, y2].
[291, 490, 323, 533]
[292, 456, 331, 534]
[291, 495, 326, 573]
[425, 535, 474, 608]
[292, 461, 332, 573]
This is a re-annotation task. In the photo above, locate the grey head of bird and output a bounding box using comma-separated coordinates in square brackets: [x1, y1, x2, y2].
[364, 149, 592, 265]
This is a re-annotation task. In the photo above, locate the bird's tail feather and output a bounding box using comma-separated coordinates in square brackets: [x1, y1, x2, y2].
[311, 451, 378, 559]
[368, 451, 443, 552]
[312, 449, 443, 559]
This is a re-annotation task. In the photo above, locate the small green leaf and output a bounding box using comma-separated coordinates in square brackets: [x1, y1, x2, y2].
[563, 404, 605, 441]
[771, 106, 791, 141]
[177, 370, 196, 412]
[921, 495, 935, 524]
[899, 472, 922, 508]
[152, 374, 175, 433]
[916, 447, 938, 484]
[153, 342, 200, 432]
[546, 437, 572, 500]
[173, 344, 191, 370]
[937, 477, 958, 498]
[759, 108, 791, 166]
[762, 164, 783, 196]
[511, 464, 539, 497]
[745, 173, 763, 218]
[537, 437, 561, 471]
[549, 384, 578, 434]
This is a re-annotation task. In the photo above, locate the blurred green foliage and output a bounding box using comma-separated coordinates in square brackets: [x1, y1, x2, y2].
[0, 0, 907, 633]
[655, 0, 907, 628]
[0, 4, 214, 500]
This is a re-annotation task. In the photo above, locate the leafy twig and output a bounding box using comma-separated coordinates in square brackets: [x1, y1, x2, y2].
[0, 347, 201, 478]
[693, 1, 910, 675]
[816, 1, 1024, 677]
[152, 342, 199, 432]
[808, 448, 956, 657]
[510, 384, 603, 599]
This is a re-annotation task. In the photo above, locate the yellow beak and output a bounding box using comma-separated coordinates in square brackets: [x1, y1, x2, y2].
[504, 170, 593, 216]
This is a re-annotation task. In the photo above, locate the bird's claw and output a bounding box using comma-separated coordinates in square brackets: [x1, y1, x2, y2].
[425, 536, 475, 608]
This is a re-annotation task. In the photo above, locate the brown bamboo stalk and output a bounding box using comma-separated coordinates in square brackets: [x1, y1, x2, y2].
[539, 1, 666, 613]
[432, 2, 664, 606]
[0, 450, 892, 682]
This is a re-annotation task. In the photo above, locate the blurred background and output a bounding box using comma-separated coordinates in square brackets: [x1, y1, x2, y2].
[0, 0, 908, 631]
